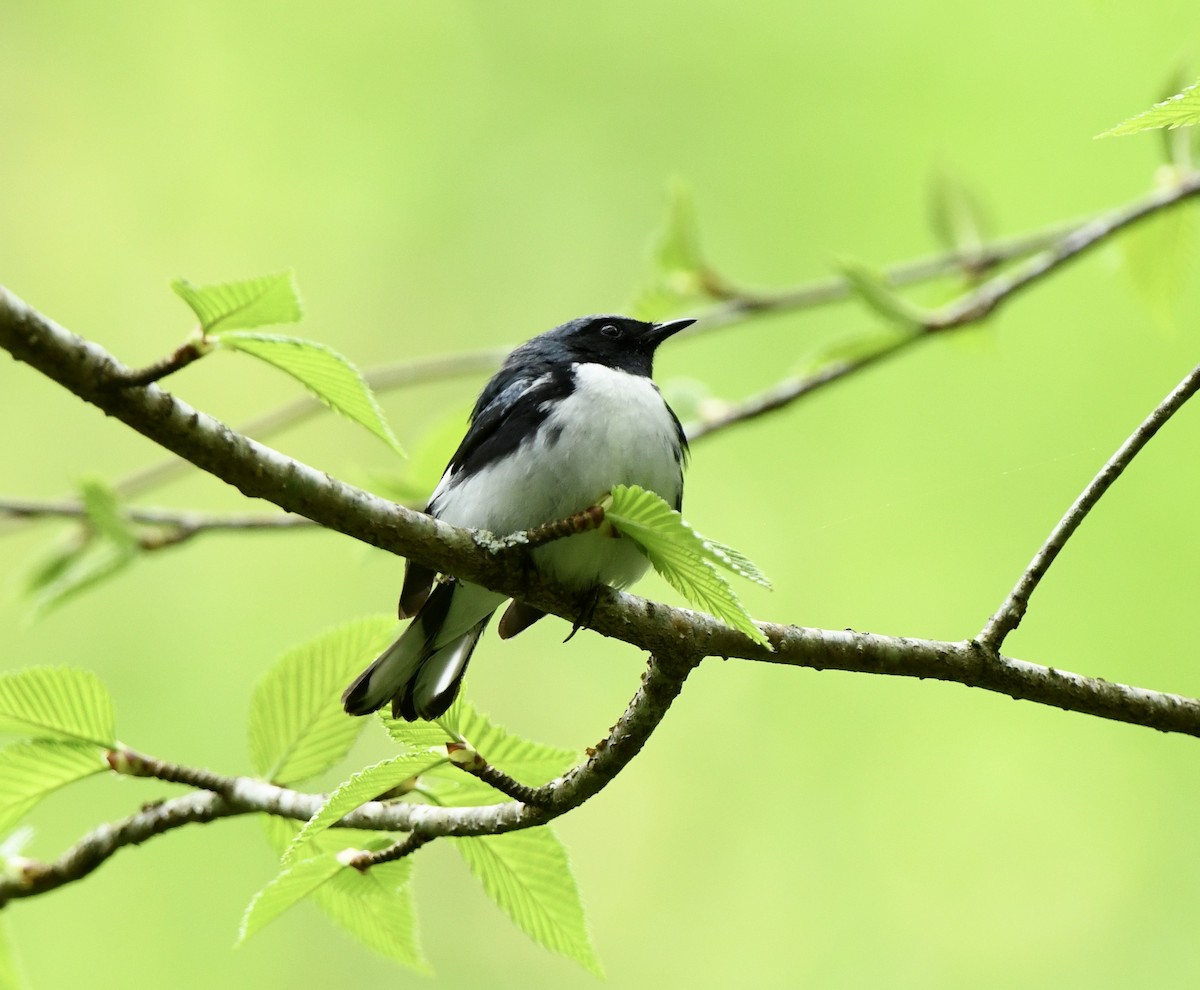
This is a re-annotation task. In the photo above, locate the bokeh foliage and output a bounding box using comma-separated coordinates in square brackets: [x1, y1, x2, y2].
[2, 2, 1200, 987]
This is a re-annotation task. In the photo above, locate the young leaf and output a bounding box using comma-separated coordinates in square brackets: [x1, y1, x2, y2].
[249, 617, 396, 785]
[238, 851, 350, 943]
[261, 818, 428, 972]
[284, 752, 448, 863]
[318, 860, 428, 972]
[28, 481, 140, 616]
[0, 741, 108, 831]
[837, 259, 925, 329]
[438, 696, 577, 787]
[1120, 180, 1197, 326]
[378, 716, 458, 751]
[702, 538, 773, 589]
[628, 178, 708, 321]
[1098, 79, 1200, 137]
[452, 827, 602, 976]
[606, 485, 772, 647]
[0, 667, 116, 747]
[172, 272, 303, 333]
[213, 332, 403, 454]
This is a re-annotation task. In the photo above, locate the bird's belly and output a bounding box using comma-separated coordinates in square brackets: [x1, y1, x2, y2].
[435, 365, 684, 542]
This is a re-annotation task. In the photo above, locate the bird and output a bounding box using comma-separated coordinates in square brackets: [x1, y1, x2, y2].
[341, 313, 694, 721]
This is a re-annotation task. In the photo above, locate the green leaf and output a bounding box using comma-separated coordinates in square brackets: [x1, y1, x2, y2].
[0, 667, 116, 747]
[239, 851, 350, 943]
[318, 859, 427, 972]
[262, 817, 428, 972]
[439, 696, 577, 787]
[249, 617, 396, 785]
[1120, 178, 1198, 327]
[285, 752, 448, 863]
[172, 272, 303, 333]
[453, 827, 602, 976]
[214, 332, 403, 454]
[0, 741, 108, 831]
[837, 259, 925, 329]
[27, 481, 140, 616]
[606, 485, 771, 647]
[628, 178, 708, 321]
[703, 538, 773, 589]
[1098, 79, 1200, 137]
[928, 171, 991, 257]
[378, 716, 458, 751]
[793, 325, 912, 379]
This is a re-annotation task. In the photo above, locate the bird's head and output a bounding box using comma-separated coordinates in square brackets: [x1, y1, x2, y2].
[526, 314, 695, 377]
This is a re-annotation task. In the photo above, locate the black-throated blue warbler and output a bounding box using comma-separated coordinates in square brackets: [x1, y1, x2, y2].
[342, 314, 694, 721]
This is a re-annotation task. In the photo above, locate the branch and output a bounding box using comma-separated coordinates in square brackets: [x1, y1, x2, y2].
[979, 361, 1200, 650]
[0, 651, 697, 904]
[0, 498, 314, 536]
[3, 286, 1200, 739]
[687, 172, 1200, 440]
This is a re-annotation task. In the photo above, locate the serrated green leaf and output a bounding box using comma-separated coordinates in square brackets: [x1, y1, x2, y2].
[262, 817, 428, 972]
[1098, 79, 1200, 137]
[239, 851, 350, 943]
[702, 538, 773, 589]
[378, 715, 457, 751]
[249, 617, 396, 785]
[453, 827, 602, 976]
[837, 259, 925, 328]
[172, 272, 302, 333]
[214, 332, 403, 454]
[606, 485, 771, 647]
[0, 668, 116, 747]
[285, 752, 448, 863]
[0, 741, 108, 831]
[318, 859, 427, 972]
[438, 696, 577, 787]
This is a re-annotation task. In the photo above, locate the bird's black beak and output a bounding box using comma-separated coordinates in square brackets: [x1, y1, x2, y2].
[645, 318, 696, 348]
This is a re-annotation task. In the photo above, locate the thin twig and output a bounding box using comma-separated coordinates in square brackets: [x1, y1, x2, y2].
[978, 362, 1200, 651]
[110, 348, 510, 500]
[689, 172, 1200, 440]
[0, 498, 314, 532]
[107, 338, 208, 387]
[347, 833, 432, 870]
[452, 749, 547, 806]
[0, 790, 244, 907]
[0, 652, 698, 902]
[689, 221, 1074, 334]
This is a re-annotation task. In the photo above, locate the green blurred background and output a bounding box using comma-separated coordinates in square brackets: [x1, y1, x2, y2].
[3, 2, 1200, 987]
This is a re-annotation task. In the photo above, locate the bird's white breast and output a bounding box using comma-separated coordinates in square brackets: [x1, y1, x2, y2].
[433, 362, 684, 589]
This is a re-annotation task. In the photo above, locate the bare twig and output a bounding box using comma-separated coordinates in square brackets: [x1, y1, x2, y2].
[688, 172, 1200, 440]
[107, 338, 208, 387]
[689, 221, 1074, 334]
[0, 498, 314, 533]
[451, 749, 547, 805]
[347, 833, 432, 870]
[978, 362, 1200, 651]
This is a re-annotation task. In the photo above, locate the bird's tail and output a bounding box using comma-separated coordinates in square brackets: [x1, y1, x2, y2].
[342, 581, 500, 721]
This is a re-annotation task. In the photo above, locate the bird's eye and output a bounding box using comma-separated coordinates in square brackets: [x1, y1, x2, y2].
[600, 323, 622, 339]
